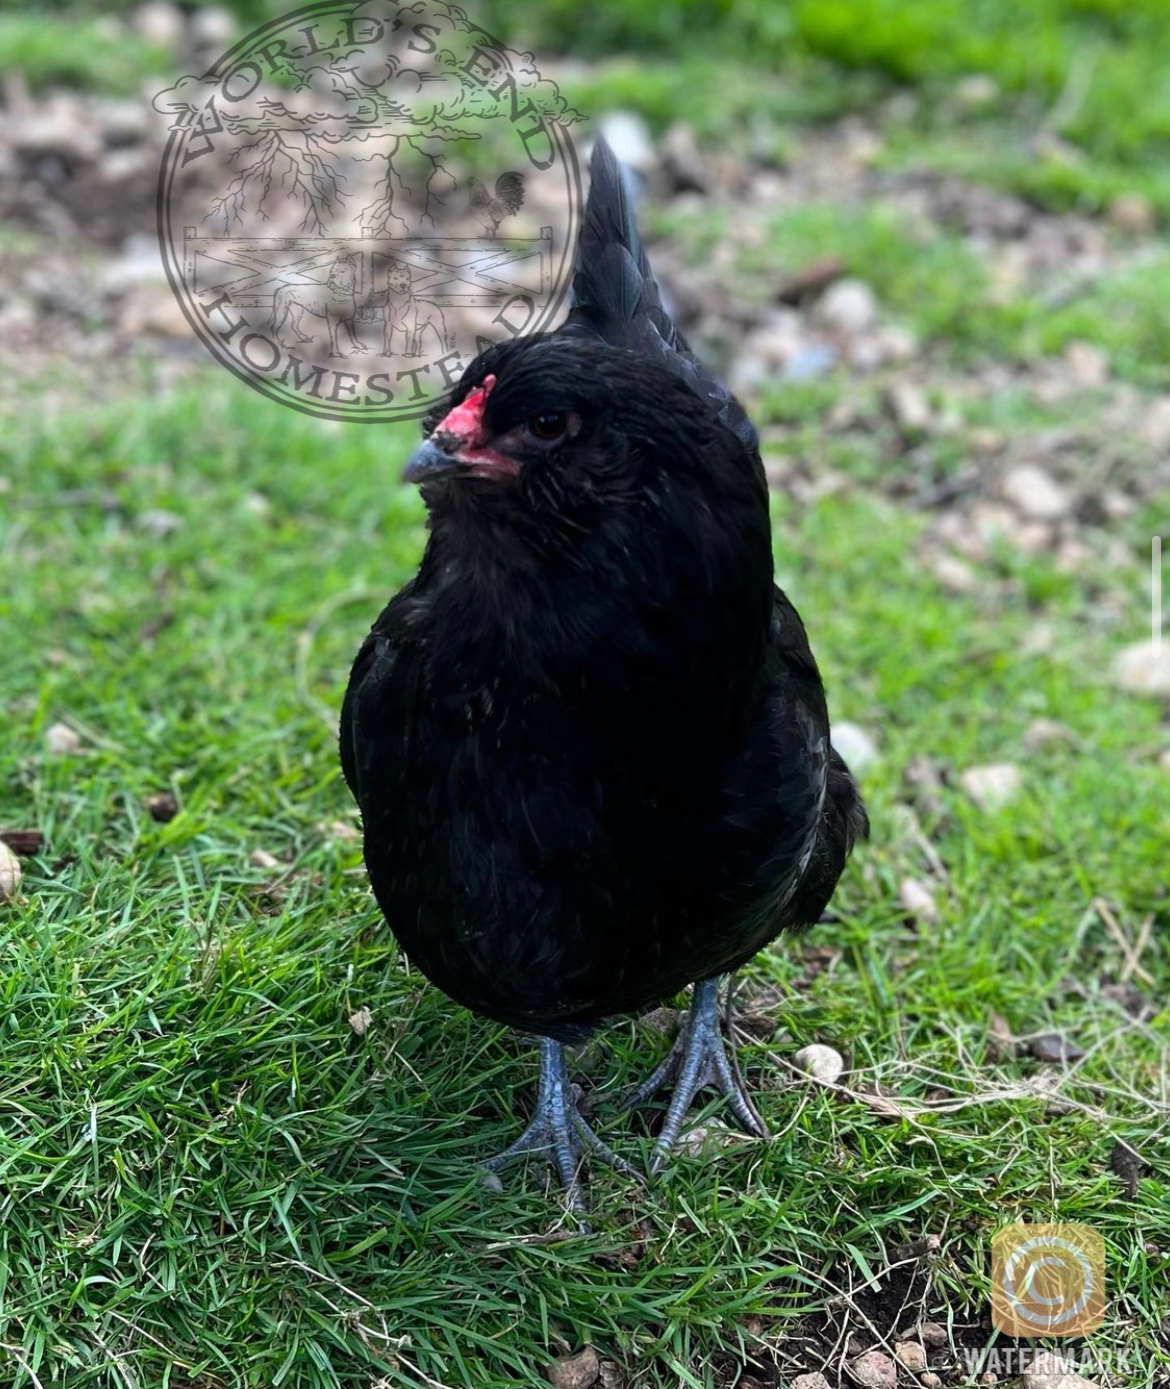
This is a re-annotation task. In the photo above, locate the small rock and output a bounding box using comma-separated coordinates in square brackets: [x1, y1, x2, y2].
[117, 287, 193, 338]
[639, 1006, 679, 1035]
[1032, 132, 1086, 167]
[886, 380, 932, 434]
[1028, 1032, 1086, 1064]
[348, 1006, 373, 1035]
[136, 508, 183, 539]
[792, 1376, 831, 1389]
[1023, 718, 1079, 752]
[729, 310, 807, 391]
[677, 1121, 752, 1157]
[921, 1375, 943, 1389]
[45, 722, 83, 756]
[879, 324, 917, 361]
[894, 1341, 927, 1373]
[9, 94, 102, 163]
[784, 342, 837, 382]
[970, 426, 1004, 455]
[1097, 488, 1135, 521]
[917, 1322, 948, 1348]
[596, 1362, 624, 1389]
[954, 74, 1000, 108]
[1064, 340, 1108, 386]
[249, 848, 281, 871]
[597, 112, 654, 173]
[793, 1043, 845, 1085]
[1139, 396, 1170, 450]
[987, 1012, 1015, 1059]
[815, 277, 879, 335]
[1001, 464, 1072, 520]
[1010, 520, 1054, 554]
[776, 257, 847, 306]
[190, 5, 236, 45]
[832, 721, 878, 773]
[546, 1346, 600, 1389]
[98, 99, 150, 143]
[0, 841, 22, 903]
[661, 122, 706, 192]
[133, 1, 185, 48]
[926, 551, 978, 594]
[1107, 193, 1155, 235]
[848, 1349, 897, 1389]
[1112, 640, 1170, 696]
[893, 1233, 941, 1260]
[969, 500, 1017, 547]
[1102, 981, 1150, 1016]
[99, 147, 151, 184]
[1021, 622, 1057, 657]
[146, 791, 178, 823]
[899, 878, 938, 926]
[1022, 1350, 1100, 1389]
[844, 126, 883, 166]
[959, 763, 1021, 811]
[1110, 1139, 1143, 1198]
[99, 233, 166, 292]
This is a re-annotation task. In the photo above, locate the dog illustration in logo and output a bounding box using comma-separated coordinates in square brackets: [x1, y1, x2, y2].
[269, 253, 368, 357]
[368, 260, 454, 358]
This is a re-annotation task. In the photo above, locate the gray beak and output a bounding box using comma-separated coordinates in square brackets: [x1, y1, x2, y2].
[403, 437, 459, 483]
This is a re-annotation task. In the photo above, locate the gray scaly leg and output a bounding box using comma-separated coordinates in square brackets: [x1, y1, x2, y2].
[620, 977, 769, 1174]
[482, 1036, 640, 1225]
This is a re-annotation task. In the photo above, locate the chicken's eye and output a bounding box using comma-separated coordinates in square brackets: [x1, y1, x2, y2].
[528, 410, 569, 442]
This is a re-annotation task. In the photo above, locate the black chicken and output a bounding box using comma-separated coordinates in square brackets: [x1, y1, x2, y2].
[341, 137, 867, 1216]
[468, 172, 525, 236]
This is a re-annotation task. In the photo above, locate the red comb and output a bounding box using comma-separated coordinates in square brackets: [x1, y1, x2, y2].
[435, 374, 496, 442]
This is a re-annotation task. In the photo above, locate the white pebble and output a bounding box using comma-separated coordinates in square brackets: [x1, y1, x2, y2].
[793, 1043, 845, 1085]
[899, 878, 939, 925]
[959, 763, 1021, 812]
[1001, 464, 1072, 521]
[45, 722, 82, 756]
[1112, 640, 1170, 696]
[0, 842, 22, 902]
[815, 277, 879, 335]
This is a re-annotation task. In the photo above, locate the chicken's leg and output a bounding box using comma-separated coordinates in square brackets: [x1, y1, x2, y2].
[482, 1036, 639, 1224]
[622, 977, 769, 1173]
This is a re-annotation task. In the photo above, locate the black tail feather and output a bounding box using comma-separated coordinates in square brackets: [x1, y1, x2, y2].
[564, 136, 757, 451]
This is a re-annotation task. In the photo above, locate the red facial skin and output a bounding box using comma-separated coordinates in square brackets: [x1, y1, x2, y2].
[430, 375, 520, 479]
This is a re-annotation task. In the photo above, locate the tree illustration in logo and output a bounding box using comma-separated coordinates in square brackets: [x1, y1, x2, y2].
[154, 1, 582, 241]
[154, 1, 583, 421]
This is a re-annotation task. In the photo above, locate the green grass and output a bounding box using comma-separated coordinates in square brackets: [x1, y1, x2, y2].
[1, 370, 1167, 1387]
[9, 0, 1170, 224]
[0, 13, 168, 95]
[649, 193, 1170, 386]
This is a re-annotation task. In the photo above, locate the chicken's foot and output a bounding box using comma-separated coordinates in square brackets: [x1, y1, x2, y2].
[620, 976, 769, 1173]
[482, 1036, 640, 1226]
